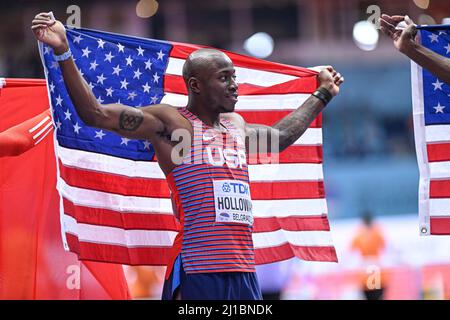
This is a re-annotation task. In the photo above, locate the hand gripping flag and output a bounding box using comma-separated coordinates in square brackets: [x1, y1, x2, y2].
[39, 27, 337, 265]
[411, 25, 450, 235]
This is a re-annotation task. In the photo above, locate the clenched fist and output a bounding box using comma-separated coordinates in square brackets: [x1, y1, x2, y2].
[316, 66, 344, 97]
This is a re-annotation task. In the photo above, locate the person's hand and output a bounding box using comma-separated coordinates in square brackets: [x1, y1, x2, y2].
[379, 14, 417, 53]
[31, 12, 68, 54]
[316, 66, 344, 97]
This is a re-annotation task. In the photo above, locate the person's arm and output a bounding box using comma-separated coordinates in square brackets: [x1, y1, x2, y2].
[0, 109, 52, 157]
[242, 67, 343, 153]
[31, 12, 165, 140]
[380, 14, 450, 85]
[402, 41, 450, 85]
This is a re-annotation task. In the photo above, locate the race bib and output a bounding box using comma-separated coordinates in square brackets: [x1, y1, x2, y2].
[213, 180, 253, 225]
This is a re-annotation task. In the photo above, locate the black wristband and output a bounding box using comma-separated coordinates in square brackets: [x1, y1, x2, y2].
[312, 87, 333, 105]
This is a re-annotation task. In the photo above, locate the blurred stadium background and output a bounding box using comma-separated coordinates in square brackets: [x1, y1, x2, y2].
[1, 0, 450, 299]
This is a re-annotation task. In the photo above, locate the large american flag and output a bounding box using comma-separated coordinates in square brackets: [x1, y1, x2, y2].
[39, 27, 337, 265]
[411, 25, 450, 235]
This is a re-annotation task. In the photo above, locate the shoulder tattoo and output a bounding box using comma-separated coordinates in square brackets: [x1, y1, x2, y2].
[119, 109, 144, 131]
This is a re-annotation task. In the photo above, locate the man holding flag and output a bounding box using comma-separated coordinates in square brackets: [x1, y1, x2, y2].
[31, 12, 343, 299]
[380, 14, 450, 236]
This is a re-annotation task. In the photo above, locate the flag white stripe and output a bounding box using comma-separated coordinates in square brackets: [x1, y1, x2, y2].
[253, 198, 327, 217]
[248, 163, 323, 181]
[34, 126, 53, 146]
[430, 199, 450, 216]
[62, 214, 177, 247]
[63, 216, 333, 249]
[426, 125, 450, 143]
[236, 94, 310, 110]
[32, 120, 52, 140]
[166, 57, 297, 87]
[253, 229, 334, 248]
[293, 128, 322, 145]
[430, 161, 450, 179]
[411, 59, 431, 235]
[57, 144, 324, 181]
[29, 116, 51, 134]
[58, 176, 326, 216]
[57, 144, 166, 179]
[161, 92, 311, 110]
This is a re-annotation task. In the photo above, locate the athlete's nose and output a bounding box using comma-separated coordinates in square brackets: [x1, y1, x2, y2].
[229, 78, 238, 94]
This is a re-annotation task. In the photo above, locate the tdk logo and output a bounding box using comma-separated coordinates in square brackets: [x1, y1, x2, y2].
[229, 182, 249, 195]
[222, 183, 231, 193]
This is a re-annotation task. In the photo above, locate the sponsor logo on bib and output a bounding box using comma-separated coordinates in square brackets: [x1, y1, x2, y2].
[213, 180, 253, 225]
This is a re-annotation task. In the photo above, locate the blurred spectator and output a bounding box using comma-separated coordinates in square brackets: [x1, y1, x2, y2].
[124, 266, 165, 299]
[350, 211, 387, 300]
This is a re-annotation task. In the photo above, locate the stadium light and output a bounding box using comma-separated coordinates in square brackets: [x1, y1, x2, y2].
[136, 0, 159, 18]
[243, 32, 274, 58]
[413, 0, 430, 10]
[352, 20, 379, 51]
[418, 14, 436, 25]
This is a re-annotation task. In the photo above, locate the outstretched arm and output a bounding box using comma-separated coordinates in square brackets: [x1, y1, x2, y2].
[380, 14, 450, 85]
[31, 12, 165, 140]
[0, 109, 52, 157]
[243, 67, 343, 152]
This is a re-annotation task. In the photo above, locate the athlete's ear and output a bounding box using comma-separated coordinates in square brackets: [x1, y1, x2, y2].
[188, 77, 201, 94]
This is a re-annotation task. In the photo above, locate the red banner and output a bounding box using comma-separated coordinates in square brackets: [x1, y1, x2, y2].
[0, 78, 130, 299]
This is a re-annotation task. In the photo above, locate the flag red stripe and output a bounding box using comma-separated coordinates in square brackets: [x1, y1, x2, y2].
[254, 242, 337, 264]
[67, 233, 337, 266]
[2, 78, 47, 88]
[430, 217, 450, 235]
[64, 201, 329, 234]
[65, 233, 171, 266]
[63, 198, 179, 231]
[88, 215, 333, 234]
[60, 161, 324, 199]
[427, 143, 450, 162]
[248, 145, 322, 164]
[237, 110, 322, 128]
[253, 216, 330, 233]
[164, 74, 317, 95]
[430, 180, 450, 198]
[251, 180, 325, 200]
[170, 43, 318, 79]
[59, 160, 172, 198]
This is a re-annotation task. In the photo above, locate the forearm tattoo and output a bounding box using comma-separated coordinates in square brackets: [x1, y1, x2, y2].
[274, 96, 324, 151]
[119, 110, 144, 131]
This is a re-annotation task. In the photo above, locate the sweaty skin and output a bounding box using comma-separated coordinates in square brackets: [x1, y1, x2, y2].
[31, 12, 344, 176]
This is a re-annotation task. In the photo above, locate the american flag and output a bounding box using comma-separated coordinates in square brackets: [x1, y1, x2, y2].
[39, 27, 337, 265]
[411, 25, 450, 235]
